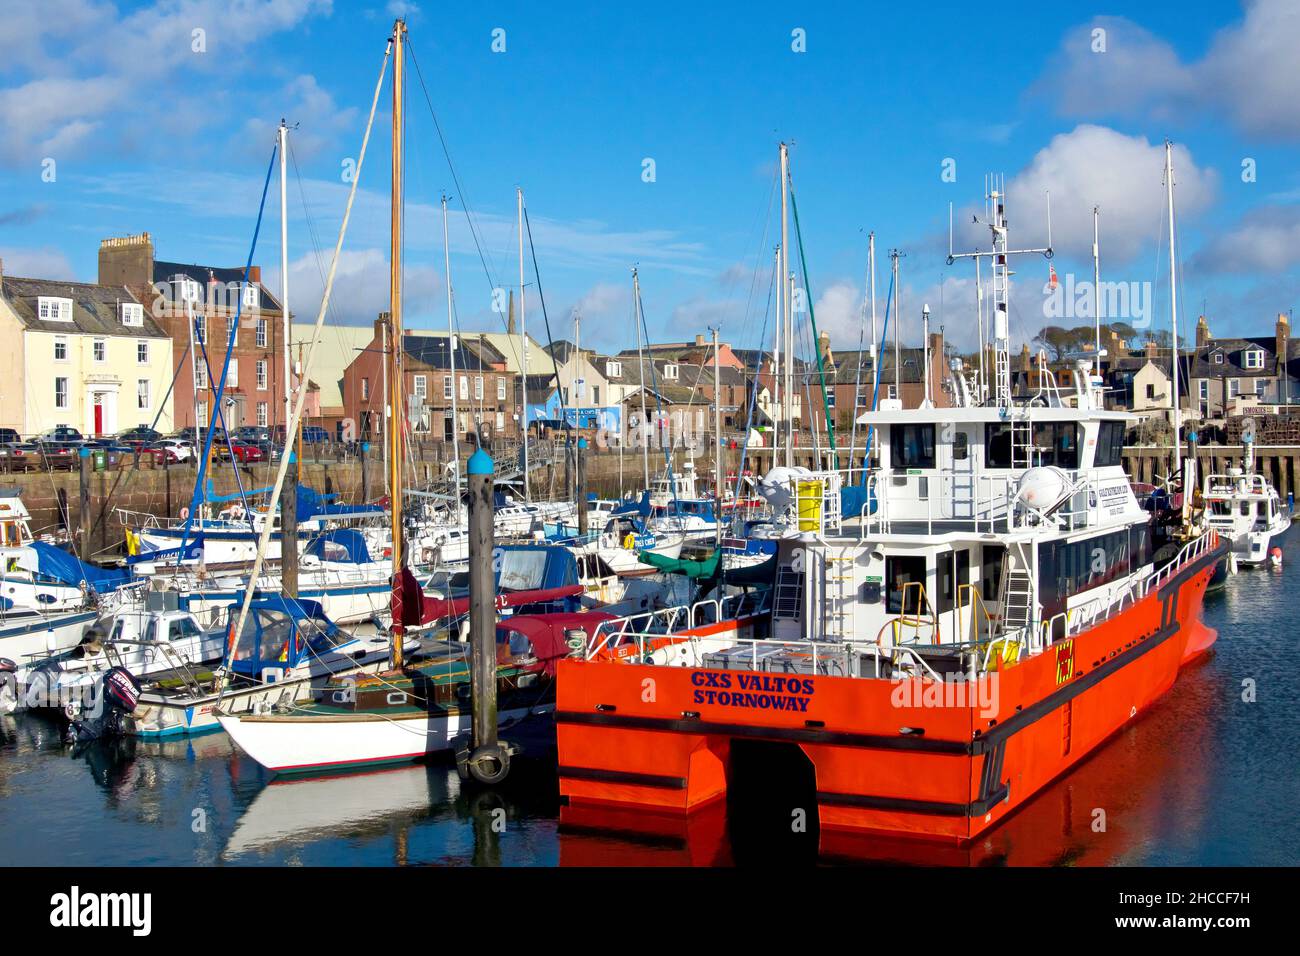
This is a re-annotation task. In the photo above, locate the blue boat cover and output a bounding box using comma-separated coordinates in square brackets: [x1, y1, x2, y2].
[296, 485, 384, 521]
[305, 528, 372, 564]
[29, 542, 132, 592]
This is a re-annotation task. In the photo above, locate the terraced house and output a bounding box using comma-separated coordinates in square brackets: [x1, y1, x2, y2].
[0, 259, 174, 436]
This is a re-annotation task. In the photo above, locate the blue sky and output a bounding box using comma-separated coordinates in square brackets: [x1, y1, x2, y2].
[2, 0, 1298, 360]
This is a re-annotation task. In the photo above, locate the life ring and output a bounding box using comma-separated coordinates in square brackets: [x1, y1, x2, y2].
[467, 743, 511, 785]
[180, 507, 190, 521]
[622, 533, 636, 550]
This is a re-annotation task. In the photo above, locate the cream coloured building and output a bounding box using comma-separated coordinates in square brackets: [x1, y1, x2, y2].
[0, 268, 174, 436]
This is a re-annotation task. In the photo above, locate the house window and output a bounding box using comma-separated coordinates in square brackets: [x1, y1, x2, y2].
[226, 316, 237, 346]
[54, 377, 68, 409]
[256, 360, 267, 390]
[442, 376, 452, 399]
[1256, 379, 1268, 396]
[361, 377, 370, 400]
[53, 336, 68, 361]
[1212, 352, 1223, 364]
[194, 315, 206, 344]
[256, 318, 267, 348]
[93, 338, 106, 363]
[1145, 383, 1155, 400]
[197, 400, 208, 426]
[474, 376, 483, 401]
[194, 360, 208, 390]
[174, 276, 200, 304]
[256, 401, 268, 427]
[137, 339, 149, 364]
[1244, 349, 1264, 370]
[459, 376, 468, 401]
[120, 302, 144, 326]
[663, 364, 678, 380]
[1228, 379, 1239, 399]
[225, 361, 238, 388]
[414, 375, 427, 401]
[242, 284, 259, 308]
[38, 297, 73, 321]
[137, 379, 150, 411]
[605, 360, 622, 378]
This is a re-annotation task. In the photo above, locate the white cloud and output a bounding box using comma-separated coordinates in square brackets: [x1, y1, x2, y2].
[948, 125, 1217, 265]
[0, 0, 334, 166]
[265, 246, 442, 328]
[1191, 205, 1300, 274]
[1039, 3, 1300, 140]
[0, 245, 78, 281]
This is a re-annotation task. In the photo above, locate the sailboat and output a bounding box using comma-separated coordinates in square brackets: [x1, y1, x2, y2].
[216, 19, 614, 775]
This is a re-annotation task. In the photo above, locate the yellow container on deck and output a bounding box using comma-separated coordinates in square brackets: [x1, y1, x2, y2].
[796, 480, 823, 531]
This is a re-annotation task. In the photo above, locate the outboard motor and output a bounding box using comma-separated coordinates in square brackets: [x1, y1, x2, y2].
[67, 665, 141, 743]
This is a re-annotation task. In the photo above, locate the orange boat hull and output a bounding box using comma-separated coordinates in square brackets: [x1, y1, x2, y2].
[556, 540, 1224, 846]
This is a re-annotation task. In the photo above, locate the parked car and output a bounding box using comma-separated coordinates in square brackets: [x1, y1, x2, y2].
[250, 440, 282, 462]
[24, 443, 78, 470]
[174, 426, 227, 446]
[218, 440, 265, 464]
[234, 426, 273, 444]
[0, 441, 35, 469]
[273, 424, 329, 445]
[148, 438, 194, 462]
[117, 425, 163, 447]
[0, 428, 20, 445]
[37, 426, 84, 448]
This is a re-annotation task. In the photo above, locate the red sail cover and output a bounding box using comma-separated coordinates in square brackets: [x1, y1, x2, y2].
[391, 567, 582, 627]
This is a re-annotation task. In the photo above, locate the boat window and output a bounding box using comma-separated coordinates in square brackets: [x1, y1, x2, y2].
[886, 555, 927, 614]
[935, 549, 970, 613]
[1032, 422, 1080, 469]
[1094, 421, 1127, 468]
[952, 432, 969, 461]
[142, 619, 158, 643]
[985, 424, 1012, 468]
[110, 618, 125, 641]
[170, 617, 203, 641]
[890, 424, 935, 470]
[1239, 502, 1251, 517]
[981, 545, 1005, 602]
[498, 629, 532, 657]
[1038, 531, 1130, 617]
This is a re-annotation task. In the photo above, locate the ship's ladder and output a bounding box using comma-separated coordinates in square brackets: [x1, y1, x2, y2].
[956, 582, 993, 645]
[821, 552, 856, 643]
[996, 542, 1036, 641]
[1010, 408, 1034, 471]
[773, 559, 804, 620]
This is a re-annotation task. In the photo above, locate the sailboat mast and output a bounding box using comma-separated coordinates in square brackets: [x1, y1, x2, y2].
[779, 143, 792, 467]
[443, 194, 459, 486]
[517, 187, 530, 501]
[388, 18, 407, 667]
[892, 250, 901, 402]
[633, 267, 650, 489]
[712, 325, 723, 547]
[1164, 142, 1182, 473]
[278, 119, 292, 438]
[1092, 205, 1102, 359]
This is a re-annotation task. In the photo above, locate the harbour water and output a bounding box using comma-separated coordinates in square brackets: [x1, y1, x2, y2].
[2, 551, 1297, 867]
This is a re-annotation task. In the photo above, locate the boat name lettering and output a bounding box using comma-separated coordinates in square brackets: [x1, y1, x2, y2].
[690, 670, 814, 711]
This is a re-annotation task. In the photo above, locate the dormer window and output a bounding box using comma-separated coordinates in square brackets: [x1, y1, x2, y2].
[37, 296, 73, 322]
[172, 276, 201, 304]
[1243, 348, 1264, 370]
[242, 283, 259, 308]
[663, 364, 678, 380]
[1213, 352, 1224, 364]
[605, 360, 622, 378]
[120, 302, 144, 326]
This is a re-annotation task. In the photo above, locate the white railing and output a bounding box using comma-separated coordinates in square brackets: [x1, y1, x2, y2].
[583, 588, 772, 661]
[861, 467, 1136, 537]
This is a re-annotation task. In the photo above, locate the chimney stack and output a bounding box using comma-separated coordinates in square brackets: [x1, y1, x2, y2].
[695, 333, 705, 347]
[1145, 339, 1158, 359]
[1277, 312, 1290, 364]
[98, 233, 154, 288]
[1196, 314, 1210, 350]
